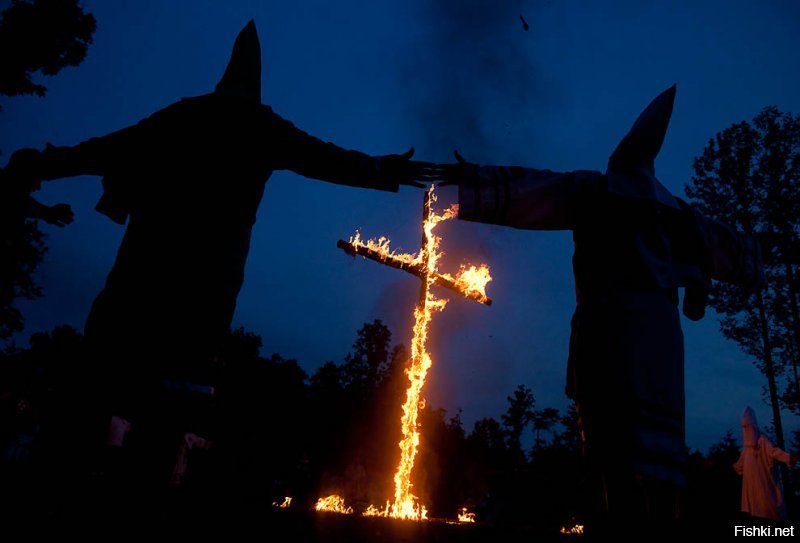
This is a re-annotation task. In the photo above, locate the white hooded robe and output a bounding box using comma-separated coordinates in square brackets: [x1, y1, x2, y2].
[733, 406, 792, 521]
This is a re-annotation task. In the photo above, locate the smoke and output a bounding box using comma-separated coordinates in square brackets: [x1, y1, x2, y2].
[402, 0, 549, 164]
[363, 1, 559, 430]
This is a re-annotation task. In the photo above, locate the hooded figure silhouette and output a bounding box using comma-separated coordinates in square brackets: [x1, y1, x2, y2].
[214, 20, 262, 102]
[3, 21, 432, 473]
[439, 86, 763, 526]
[606, 85, 680, 210]
[733, 407, 796, 521]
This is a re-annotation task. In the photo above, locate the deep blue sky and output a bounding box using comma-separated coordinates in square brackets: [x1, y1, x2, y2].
[2, 0, 799, 451]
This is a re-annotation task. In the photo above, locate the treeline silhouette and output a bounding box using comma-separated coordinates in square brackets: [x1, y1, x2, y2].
[1, 319, 775, 529]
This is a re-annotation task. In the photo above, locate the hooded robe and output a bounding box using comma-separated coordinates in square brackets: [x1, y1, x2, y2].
[456, 86, 762, 489]
[26, 22, 406, 412]
[733, 407, 793, 521]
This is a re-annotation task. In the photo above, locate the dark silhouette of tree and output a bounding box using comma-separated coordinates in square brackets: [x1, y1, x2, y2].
[219, 326, 263, 360]
[0, 324, 86, 504]
[707, 430, 741, 463]
[0, 218, 45, 340]
[309, 361, 345, 394]
[217, 327, 310, 499]
[0, 0, 96, 341]
[687, 106, 800, 449]
[0, 319, 625, 530]
[341, 319, 393, 399]
[306, 359, 348, 492]
[529, 402, 587, 529]
[307, 320, 410, 503]
[417, 407, 472, 516]
[685, 430, 743, 522]
[755, 109, 800, 416]
[0, 0, 96, 99]
[501, 384, 535, 463]
[551, 402, 581, 454]
[468, 417, 507, 462]
[25, 323, 84, 390]
[530, 407, 559, 457]
[463, 417, 507, 509]
[0, 318, 777, 529]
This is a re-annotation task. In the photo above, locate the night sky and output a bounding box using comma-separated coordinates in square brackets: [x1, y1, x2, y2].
[2, 0, 799, 451]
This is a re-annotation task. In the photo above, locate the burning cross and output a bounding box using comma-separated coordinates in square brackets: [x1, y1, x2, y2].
[337, 189, 492, 306]
[336, 186, 492, 520]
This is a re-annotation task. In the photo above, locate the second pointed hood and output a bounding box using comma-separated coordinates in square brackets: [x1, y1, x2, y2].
[214, 20, 262, 102]
[742, 406, 760, 448]
[606, 85, 679, 209]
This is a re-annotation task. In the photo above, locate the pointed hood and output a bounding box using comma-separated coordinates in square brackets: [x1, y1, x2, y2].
[606, 85, 679, 209]
[742, 406, 760, 448]
[214, 20, 262, 102]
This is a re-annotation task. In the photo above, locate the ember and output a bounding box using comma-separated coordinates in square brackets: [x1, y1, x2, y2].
[272, 496, 292, 509]
[560, 523, 585, 535]
[315, 495, 353, 514]
[457, 508, 476, 523]
[362, 501, 390, 517]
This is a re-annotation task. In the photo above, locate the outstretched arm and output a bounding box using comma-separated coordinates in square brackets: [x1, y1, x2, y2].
[0, 165, 73, 225]
[270, 110, 435, 191]
[24, 198, 74, 227]
[5, 124, 144, 187]
[761, 437, 796, 468]
[439, 152, 604, 230]
[681, 203, 764, 292]
[3, 127, 144, 226]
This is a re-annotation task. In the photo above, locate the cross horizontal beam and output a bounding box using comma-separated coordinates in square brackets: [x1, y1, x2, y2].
[336, 240, 492, 306]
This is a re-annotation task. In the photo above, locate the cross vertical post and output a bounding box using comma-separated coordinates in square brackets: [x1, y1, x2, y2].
[334, 186, 493, 519]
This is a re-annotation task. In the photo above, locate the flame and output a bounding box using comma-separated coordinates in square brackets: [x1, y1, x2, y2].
[457, 508, 476, 523]
[272, 496, 292, 508]
[560, 523, 585, 535]
[315, 495, 353, 514]
[347, 203, 491, 307]
[349, 232, 417, 265]
[363, 501, 391, 517]
[329, 187, 491, 523]
[378, 188, 450, 521]
[442, 264, 492, 303]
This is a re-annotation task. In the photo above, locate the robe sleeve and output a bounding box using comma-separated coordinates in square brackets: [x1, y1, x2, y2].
[733, 451, 744, 475]
[683, 204, 764, 291]
[457, 166, 605, 230]
[269, 109, 398, 192]
[31, 117, 155, 225]
[30, 95, 225, 181]
[36, 123, 146, 180]
[21, 195, 51, 220]
[760, 436, 792, 466]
